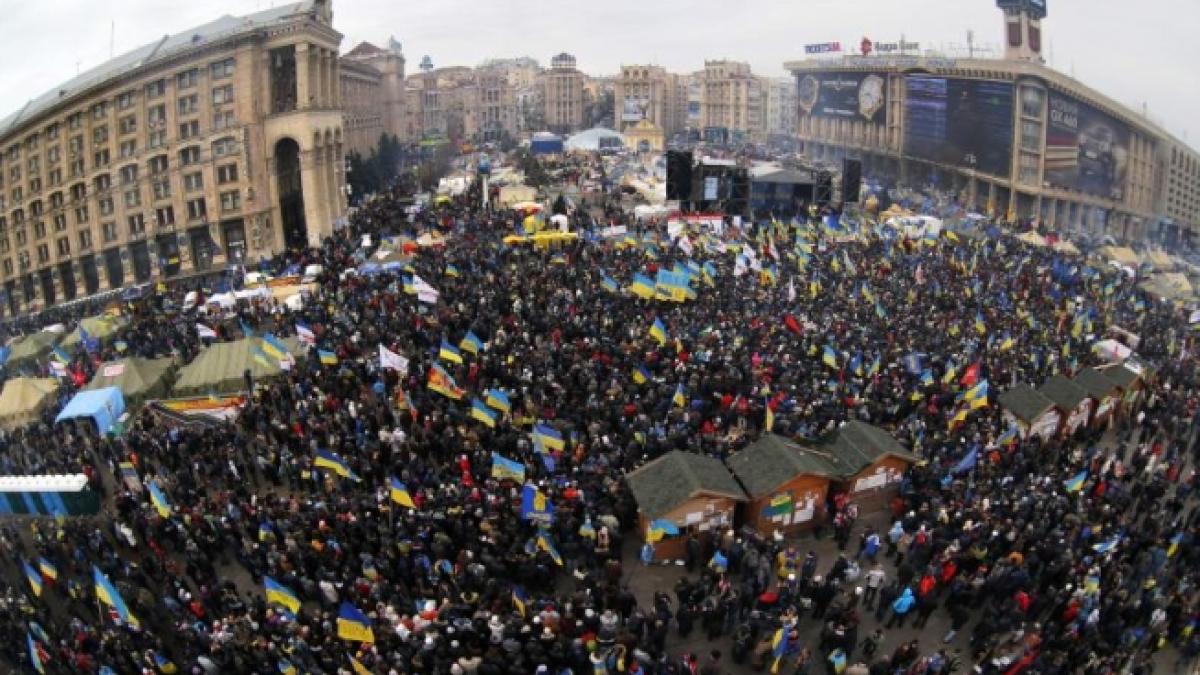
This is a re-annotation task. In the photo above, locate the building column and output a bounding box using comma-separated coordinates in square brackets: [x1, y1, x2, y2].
[295, 43, 312, 109]
[330, 53, 341, 108]
[299, 148, 326, 247]
[323, 50, 334, 107]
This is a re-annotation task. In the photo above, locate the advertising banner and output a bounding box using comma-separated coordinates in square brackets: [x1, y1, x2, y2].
[622, 98, 646, 122]
[1044, 92, 1129, 200]
[796, 72, 887, 124]
[902, 76, 1014, 176]
[804, 42, 843, 54]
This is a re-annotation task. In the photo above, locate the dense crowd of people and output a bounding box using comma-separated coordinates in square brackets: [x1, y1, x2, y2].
[0, 161, 1196, 675]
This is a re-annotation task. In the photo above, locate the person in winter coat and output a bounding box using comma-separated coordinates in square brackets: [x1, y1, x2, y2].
[886, 587, 915, 628]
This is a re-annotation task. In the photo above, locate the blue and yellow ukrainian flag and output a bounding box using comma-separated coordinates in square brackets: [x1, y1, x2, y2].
[632, 364, 651, 384]
[314, 450, 355, 479]
[389, 477, 416, 509]
[822, 345, 838, 369]
[485, 388, 511, 413]
[439, 340, 463, 364]
[27, 633, 45, 674]
[23, 560, 42, 597]
[673, 383, 686, 408]
[93, 566, 138, 627]
[764, 400, 775, 432]
[601, 274, 619, 293]
[264, 576, 301, 613]
[649, 317, 668, 345]
[51, 345, 71, 364]
[512, 585, 530, 617]
[532, 423, 565, 452]
[318, 349, 339, 365]
[349, 655, 372, 675]
[996, 424, 1019, 447]
[37, 557, 57, 583]
[471, 398, 498, 428]
[262, 333, 290, 360]
[629, 273, 655, 299]
[849, 353, 863, 377]
[239, 319, 255, 339]
[153, 652, 177, 674]
[521, 483, 555, 523]
[1168, 532, 1184, 557]
[491, 453, 526, 481]
[336, 601, 375, 643]
[148, 481, 171, 518]
[974, 311, 987, 335]
[402, 276, 415, 294]
[251, 343, 272, 368]
[278, 659, 298, 675]
[647, 518, 680, 542]
[962, 380, 989, 409]
[459, 330, 484, 355]
[536, 532, 564, 566]
[998, 332, 1015, 352]
[1064, 470, 1088, 493]
[771, 627, 791, 673]
[445, 263, 460, 278]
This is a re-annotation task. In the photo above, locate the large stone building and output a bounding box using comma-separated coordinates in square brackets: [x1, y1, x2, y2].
[402, 61, 519, 145]
[785, 0, 1200, 243]
[339, 38, 406, 152]
[762, 77, 798, 138]
[700, 60, 765, 143]
[539, 53, 586, 135]
[613, 65, 685, 138]
[0, 0, 348, 315]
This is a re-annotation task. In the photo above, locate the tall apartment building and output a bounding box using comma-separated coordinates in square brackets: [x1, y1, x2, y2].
[762, 77, 798, 138]
[402, 64, 518, 144]
[0, 0, 347, 316]
[339, 38, 406, 152]
[700, 60, 764, 141]
[1160, 141, 1200, 244]
[613, 65, 684, 137]
[539, 53, 586, 135]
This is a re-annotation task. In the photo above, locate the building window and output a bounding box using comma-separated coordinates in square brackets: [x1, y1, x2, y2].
[119, 140, 137, 158]
[155, 206, 175, 227]
[119, 115, 137, 135]
[123, 188, 141, 208]
[146, 79, 166, 98]
[210, 58, 235, 79]
[177, 68, 198, 89]
[93, 149, 110, 169]
[147, 103, 166, 126]
[179, 120, 200, 140]
[183, 172, 203, 192]
[29, 201, 43, 218]
[93, 126, 108, 145]
[148, 155, 169, 175]
[212, 84, 234, 106]
[74, 206, 88, 225]
[98, 197, 113, 216]
[53, 214, 66, 232]
[0, 238, 6, 253]
[127, 213, 145, 235]
[56, 236, 70, 257]
[91, 102, 108, 120]
[119, 164, 138, 185]
[186, 198, 206, 221]
[212, 137, 237, 157]
[179, 146, 201, 166]
[68, 113, 82, 130]
[46, 123, 59, 140]
[152, 179, 171, 201]
[213, 110, 235, 130]
[148, 129, 167, 150]
[15, 228, 25, 245]
[26, 156, 39, 174]
[78, 229, 92, 250]
[49, 192, 63, 209]
[216, 163, 238, 184]
[101, 222, 117, 243]
[1, 259, 9, 277]
[17, 251, 29, 270]
[177, 94, 198, 116]
[94, 174, 111, 193]
[219, 189, 240, 212]
[36, 243, 49, 264]
[33, 221, 46, 239]
[47, 146, 60, 164]
[28, 178, 41, 194]
[69, 159, 84, 178]
[11, 187, 22, 204]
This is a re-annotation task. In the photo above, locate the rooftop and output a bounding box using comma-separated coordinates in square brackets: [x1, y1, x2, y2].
[0, 1, 322, 141]
[625, 450, 745, 519]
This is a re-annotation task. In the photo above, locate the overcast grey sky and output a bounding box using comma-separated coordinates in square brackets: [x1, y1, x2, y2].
[1, 0, 1197, 144]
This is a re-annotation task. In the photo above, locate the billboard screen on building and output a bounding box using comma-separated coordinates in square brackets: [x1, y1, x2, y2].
[622, 98, 647, 122]
[1044, 92, 1129, 200]
[902, 76, 1014, 177]
[796, 72, 887, 124]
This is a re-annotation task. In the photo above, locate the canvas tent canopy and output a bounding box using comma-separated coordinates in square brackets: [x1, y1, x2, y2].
[625, 450, 745, 519]
[85, 357, 175, 405]
[0, 377, 60, 430]
[173, 336, 302, 396]
[1016, 231, 1047, 247]
[59, 315, 124, 350]
[55, 386, 125, 434]
[1099, 246, 1140, 266]
[5, 332, 62, 367]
